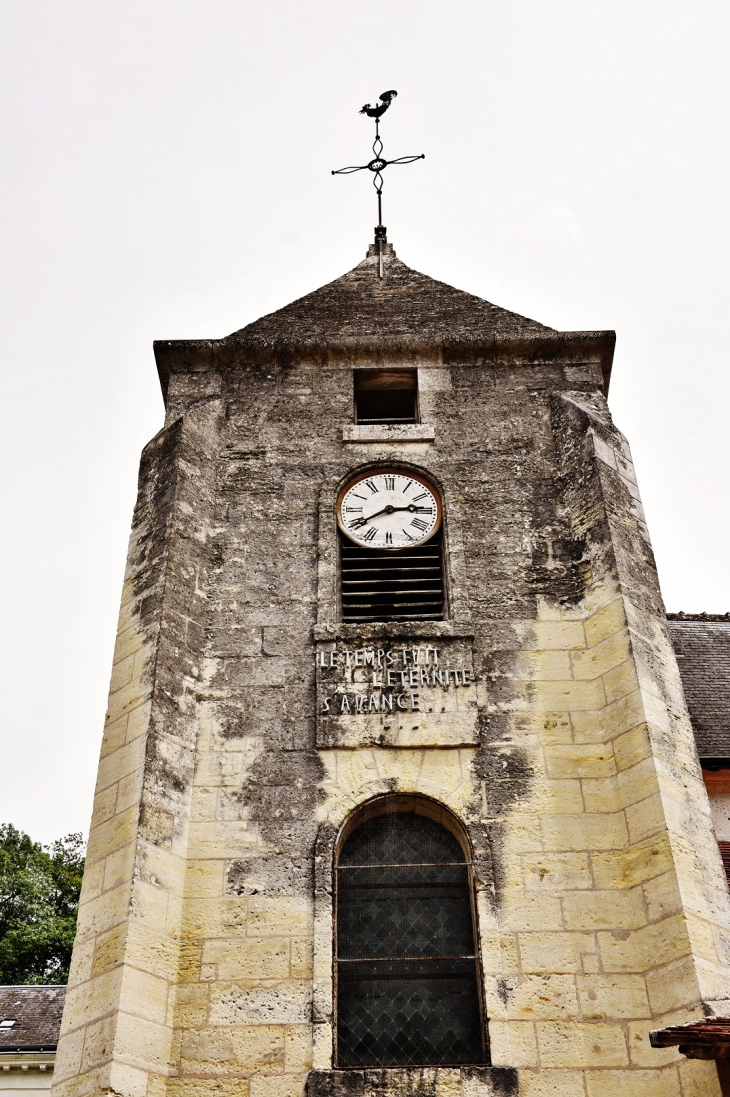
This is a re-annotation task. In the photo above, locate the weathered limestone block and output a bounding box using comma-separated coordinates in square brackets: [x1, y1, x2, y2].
[307, 1069, 518, 1097]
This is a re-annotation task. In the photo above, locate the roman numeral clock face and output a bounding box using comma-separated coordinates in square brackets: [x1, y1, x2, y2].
[337, 470, 442, 549]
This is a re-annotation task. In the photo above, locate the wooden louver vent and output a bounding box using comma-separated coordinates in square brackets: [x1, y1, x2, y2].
[718, 841, 730, 884]
[341, 533, 444, 623]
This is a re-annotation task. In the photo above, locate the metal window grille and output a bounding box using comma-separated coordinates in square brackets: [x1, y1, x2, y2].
[341, 533, 444, 623]
[335, 810, 486, 1068]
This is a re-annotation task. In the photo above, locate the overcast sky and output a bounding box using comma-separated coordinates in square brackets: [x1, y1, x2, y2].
[2, 0, 729, 844]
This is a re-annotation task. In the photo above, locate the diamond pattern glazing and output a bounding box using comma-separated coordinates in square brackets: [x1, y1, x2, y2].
[336, 810, 485, 1067]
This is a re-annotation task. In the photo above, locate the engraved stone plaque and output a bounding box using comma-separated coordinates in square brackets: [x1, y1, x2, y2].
[315, 633, 479, 748]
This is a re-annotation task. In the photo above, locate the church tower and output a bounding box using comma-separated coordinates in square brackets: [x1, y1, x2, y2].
[50, 239, 730, 1097]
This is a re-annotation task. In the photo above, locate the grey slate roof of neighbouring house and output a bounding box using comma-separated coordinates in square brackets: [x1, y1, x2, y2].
[0, 986, 65, 1049]
[668, 614, 730, 758]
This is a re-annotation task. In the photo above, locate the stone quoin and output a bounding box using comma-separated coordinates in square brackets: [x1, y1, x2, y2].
[48, 239, 730, 1097]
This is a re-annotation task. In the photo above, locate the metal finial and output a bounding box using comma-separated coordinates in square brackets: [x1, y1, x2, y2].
[332, 90, 424, 278]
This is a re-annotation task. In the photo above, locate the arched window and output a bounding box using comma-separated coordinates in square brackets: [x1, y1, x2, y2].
[335, 801, 486, 1067]
[337, 469, 445, 623]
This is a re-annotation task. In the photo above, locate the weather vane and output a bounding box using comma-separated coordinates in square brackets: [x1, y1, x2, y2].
[332, 90, 424, 277]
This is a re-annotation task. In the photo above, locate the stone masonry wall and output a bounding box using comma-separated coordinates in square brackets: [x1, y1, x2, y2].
[53, 339, 730, 1097]
[52, 404, 221, 1097]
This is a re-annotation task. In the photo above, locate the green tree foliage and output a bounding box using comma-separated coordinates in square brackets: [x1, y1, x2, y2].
[0, 824, 85, 984]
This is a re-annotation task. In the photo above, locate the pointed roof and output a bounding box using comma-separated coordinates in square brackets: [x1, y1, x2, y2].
[224, 244, 555, 348]
[153, 242, 615, 400]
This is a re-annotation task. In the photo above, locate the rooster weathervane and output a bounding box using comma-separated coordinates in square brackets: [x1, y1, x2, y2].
[332, 90, 424, 277]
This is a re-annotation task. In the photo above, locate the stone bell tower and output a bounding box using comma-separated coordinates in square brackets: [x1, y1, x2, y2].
[51, 239, 730, 1097]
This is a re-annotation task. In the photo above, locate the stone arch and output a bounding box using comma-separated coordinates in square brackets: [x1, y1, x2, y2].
[311, 783, 495, 1070]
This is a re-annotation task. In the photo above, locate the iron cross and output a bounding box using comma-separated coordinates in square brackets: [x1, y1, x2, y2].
[332, 90, 424, 277]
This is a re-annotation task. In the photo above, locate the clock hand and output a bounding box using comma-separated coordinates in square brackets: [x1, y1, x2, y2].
[365, 503, 418, 521]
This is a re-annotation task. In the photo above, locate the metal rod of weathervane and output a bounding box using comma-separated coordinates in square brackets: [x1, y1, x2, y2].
[332, 91, 424, 279]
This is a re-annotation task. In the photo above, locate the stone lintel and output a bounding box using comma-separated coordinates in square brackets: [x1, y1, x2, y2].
[313, 623, 474, 643]
[342, 424, 435, 443]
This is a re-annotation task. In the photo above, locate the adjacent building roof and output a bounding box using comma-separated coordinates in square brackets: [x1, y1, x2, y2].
[650, 1016, 730, 1057]
[668, 614, 730, 758]
[0, 987, 65, 1050]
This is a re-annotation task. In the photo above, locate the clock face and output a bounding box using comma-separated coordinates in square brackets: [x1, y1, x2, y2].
[337, 470, 442, 549]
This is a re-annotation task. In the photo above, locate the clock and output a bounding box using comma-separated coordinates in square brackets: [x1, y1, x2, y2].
[337, 469, 442, 549]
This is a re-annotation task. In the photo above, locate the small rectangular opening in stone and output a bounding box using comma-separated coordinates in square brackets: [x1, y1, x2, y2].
[354, 370, 418, 425]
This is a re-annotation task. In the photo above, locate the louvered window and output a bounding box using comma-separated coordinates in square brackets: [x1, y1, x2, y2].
[335, 807, 486, 1067]
[340, 532, 444, 622]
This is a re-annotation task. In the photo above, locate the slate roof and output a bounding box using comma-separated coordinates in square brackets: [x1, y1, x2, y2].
[0, 986, 65, 1049]
[225, 244, 556, 347]
[668, 614, 730, 758]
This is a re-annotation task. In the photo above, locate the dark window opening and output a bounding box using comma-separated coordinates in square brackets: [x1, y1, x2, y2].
[354, 370, 418, 425]
[719, 842, 730, 885]
[701, 765, 730, 887]
[340, 531, 444, 622]
[335, 806, 487, 1068]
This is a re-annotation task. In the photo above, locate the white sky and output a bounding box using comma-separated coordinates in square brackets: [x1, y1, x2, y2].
[1, 0, 729, 844]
